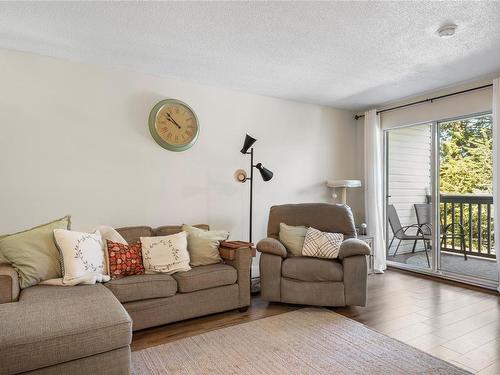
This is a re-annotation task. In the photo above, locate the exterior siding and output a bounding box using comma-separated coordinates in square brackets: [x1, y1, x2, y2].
[387, 124, 431, 254]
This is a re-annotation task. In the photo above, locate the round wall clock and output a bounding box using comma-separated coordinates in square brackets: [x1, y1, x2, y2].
[148, 99, 200, 151]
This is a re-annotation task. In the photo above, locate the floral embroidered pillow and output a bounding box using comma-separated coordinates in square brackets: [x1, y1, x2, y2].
[53, 229, 110, 285]
[107, 240, 145, 279]
[140, 232, 191, 275]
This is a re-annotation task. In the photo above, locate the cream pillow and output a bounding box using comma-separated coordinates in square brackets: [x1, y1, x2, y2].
[141, 232, 191, 274]
[94, 225, 127, 245]
[302, 227, 343, 259]
[182, 224, 229, 266]
[279, 223, 308, 256]
[92, 225, 128, 275]
[53, 229, 110, 285]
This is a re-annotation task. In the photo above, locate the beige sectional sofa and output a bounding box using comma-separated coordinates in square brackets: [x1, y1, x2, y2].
[0, 225, 252, 375]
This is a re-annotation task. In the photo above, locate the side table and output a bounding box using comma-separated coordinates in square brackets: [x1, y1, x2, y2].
[357, 235, 374, 274]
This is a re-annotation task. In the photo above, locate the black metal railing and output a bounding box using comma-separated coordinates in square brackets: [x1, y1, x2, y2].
[440, 194, 495, 259]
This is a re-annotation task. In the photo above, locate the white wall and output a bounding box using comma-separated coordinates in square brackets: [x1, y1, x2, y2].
[0, 49, 362, 274]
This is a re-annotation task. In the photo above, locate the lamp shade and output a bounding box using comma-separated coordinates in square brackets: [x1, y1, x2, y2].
[256, 163, 273, 181]
[240, 134, 257, 154]
[234, 169, 247, 182]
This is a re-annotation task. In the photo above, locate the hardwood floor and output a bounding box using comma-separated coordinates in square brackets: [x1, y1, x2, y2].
[132, 269, 500, 374]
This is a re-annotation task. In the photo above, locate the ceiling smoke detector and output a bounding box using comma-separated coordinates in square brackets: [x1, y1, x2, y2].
[437, 24, 458, 38]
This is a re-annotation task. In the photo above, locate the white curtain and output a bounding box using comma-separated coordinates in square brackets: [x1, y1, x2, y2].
[364, 109, 386, 273]
[493, 78, 500, 292]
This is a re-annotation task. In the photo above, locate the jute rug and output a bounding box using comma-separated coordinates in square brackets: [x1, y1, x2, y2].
[132, 308, 471, 374]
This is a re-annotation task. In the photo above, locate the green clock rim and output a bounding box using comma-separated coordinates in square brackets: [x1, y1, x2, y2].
[148, 99, 200, 152]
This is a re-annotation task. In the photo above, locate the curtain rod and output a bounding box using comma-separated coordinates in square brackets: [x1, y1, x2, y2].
[353, 83, 493, 120]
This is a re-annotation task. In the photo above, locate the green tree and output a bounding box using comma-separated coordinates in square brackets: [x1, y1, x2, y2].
[439, 115, 493, 254]
[440, 115, 492, 194]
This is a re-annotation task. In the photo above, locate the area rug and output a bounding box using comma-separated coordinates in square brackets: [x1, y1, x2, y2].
[132, 308, 471, 374]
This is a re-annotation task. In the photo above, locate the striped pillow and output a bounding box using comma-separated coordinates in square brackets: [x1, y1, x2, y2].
[302, 227, 343, 259]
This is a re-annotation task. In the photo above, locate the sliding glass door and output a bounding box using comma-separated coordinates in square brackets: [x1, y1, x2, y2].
[385, 123, 434, 270]
[385, 113, 497, 287]
[438, 114, 496, 282]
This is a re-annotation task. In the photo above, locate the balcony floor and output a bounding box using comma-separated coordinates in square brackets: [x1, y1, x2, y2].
[387, 250, 498, 282]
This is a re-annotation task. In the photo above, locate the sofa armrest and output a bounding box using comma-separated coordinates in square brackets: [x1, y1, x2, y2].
[0, 263, 20, 303]
[223, 247, 252, 308]
[256, 238, 287, 258]
[338, 238, 370, 261]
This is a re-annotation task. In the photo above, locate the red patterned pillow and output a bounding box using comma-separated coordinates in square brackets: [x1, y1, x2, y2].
[107, 240, 145, 279]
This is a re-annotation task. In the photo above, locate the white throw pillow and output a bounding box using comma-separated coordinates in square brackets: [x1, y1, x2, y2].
[302, 227, 343, 259]
[93, 225, 128, 275]
[140, 232, 191, 274]
[53, 229, 110, 285]
[94, 225, 127, 245]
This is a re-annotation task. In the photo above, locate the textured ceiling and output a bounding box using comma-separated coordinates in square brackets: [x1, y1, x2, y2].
[1, 2, 500, 110]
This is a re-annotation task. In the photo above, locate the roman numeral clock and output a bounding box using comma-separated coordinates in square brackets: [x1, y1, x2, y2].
[148, 99, 200, 151]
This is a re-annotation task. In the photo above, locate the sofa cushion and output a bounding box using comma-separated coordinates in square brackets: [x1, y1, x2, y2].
[0, 284, 131, 374]
[281, 257, 343, 282]
[105, 274, 177, 303]
[267, 203, 357, 240]
[154, 224, 209, 237]
[173, 263, 237, 293]
[115, 226, 153, 244]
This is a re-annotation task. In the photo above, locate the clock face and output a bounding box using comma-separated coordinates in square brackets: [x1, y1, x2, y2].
[148, 99, 200, 151]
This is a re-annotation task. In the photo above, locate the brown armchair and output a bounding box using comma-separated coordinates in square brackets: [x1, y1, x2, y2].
[257, 203, 370, 307]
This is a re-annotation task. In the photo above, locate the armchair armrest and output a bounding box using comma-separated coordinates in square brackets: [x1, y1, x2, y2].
[256, 238, 287, 258]
[0, 263, 20, 303]
[338, 238, 370, 261]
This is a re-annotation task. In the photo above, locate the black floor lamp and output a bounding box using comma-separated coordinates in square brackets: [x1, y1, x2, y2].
[234, 134, 274, 243]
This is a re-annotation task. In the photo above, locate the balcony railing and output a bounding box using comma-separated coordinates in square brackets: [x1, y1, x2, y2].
[440, 194, 495, 259]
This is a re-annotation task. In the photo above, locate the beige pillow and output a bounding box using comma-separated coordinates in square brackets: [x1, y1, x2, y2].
[0, 216, 71, 289]
[182, 224, 229, 266]
[302, 227, 343, 259]
[279, 223, 308, 256]
[141, 232, 191, 274]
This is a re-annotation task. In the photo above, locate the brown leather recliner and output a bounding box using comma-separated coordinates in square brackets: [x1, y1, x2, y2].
[257, 203, 370, 307]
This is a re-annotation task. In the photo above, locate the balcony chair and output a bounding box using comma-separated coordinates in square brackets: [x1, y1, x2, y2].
[414, 203, 467, 261]
[387, 204, 430, 267]
[256, 203, 370, 307]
